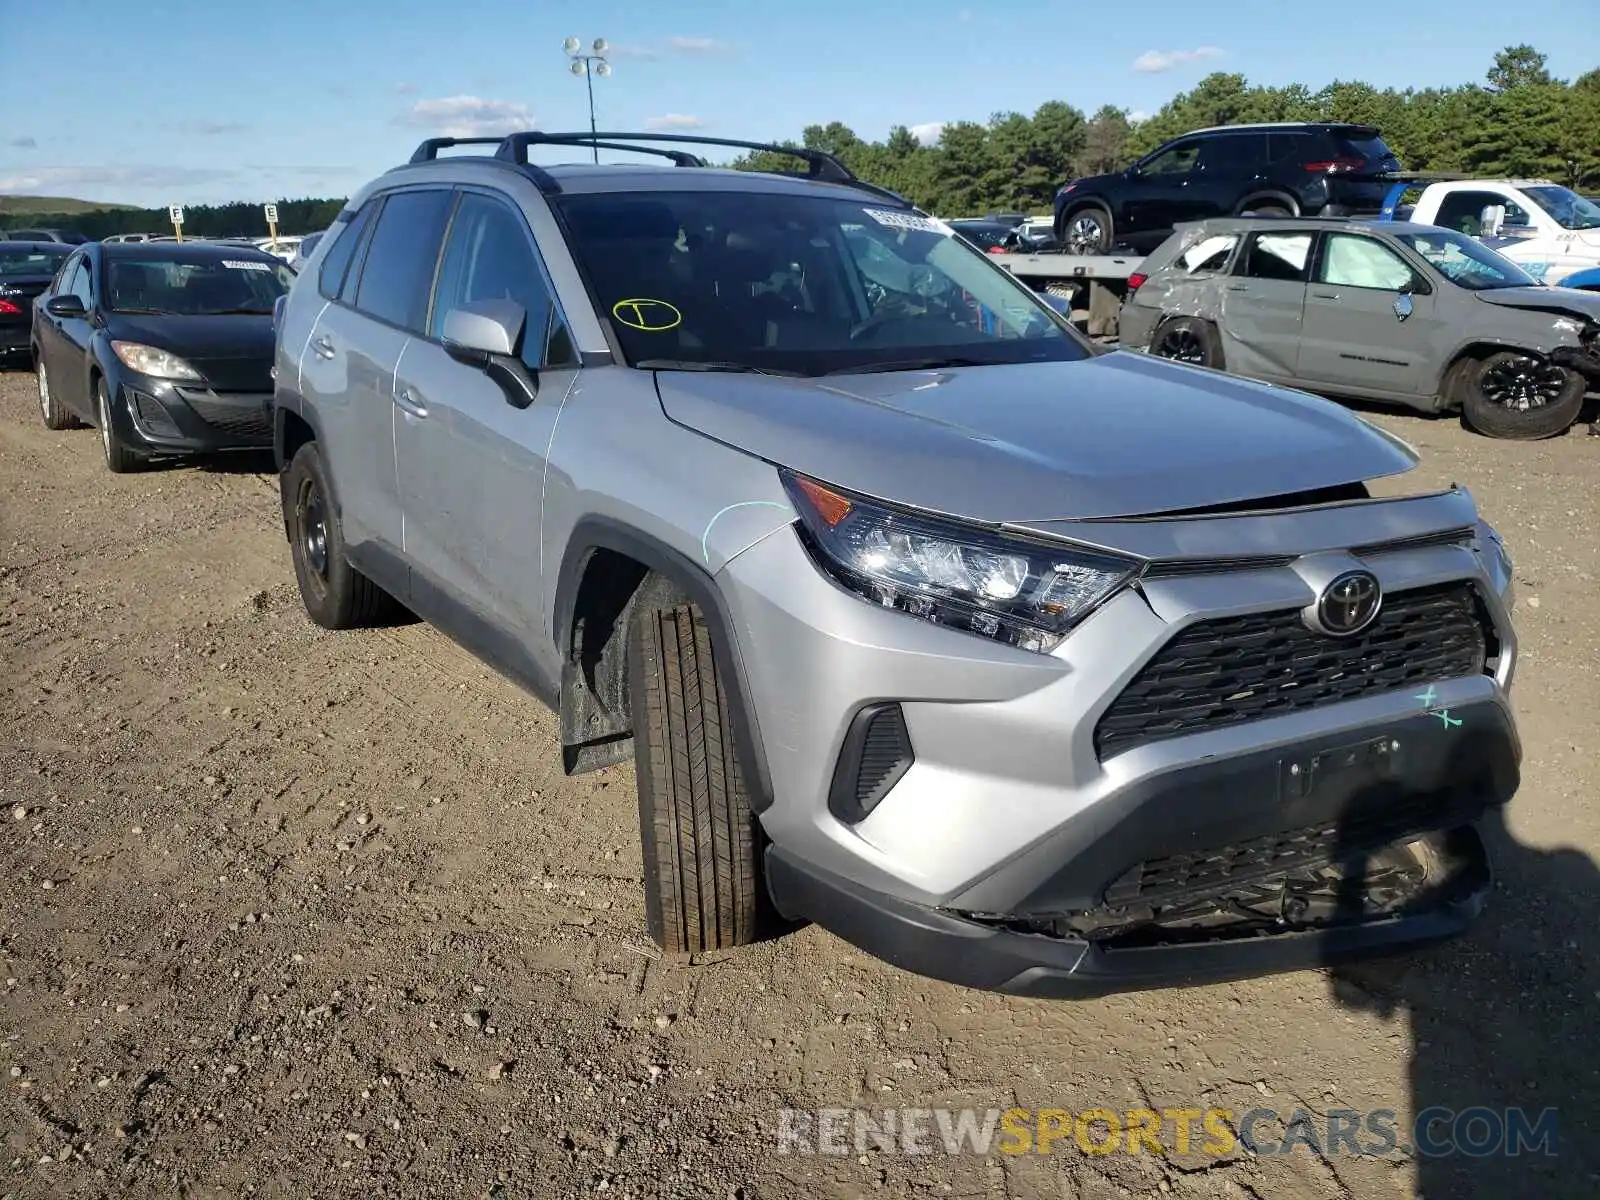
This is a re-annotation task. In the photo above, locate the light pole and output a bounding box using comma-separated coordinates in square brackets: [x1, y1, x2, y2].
[563, 37, 611, 163]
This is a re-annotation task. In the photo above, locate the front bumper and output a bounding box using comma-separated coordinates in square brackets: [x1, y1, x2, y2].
[111, 371, 274, 453]
[718, 488, 1519, 993]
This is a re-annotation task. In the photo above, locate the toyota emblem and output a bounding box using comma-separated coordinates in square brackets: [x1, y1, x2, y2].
[1311, 570, 1382, 636]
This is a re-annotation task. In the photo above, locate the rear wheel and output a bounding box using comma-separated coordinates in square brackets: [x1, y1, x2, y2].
[95, 378, 143, 473]
[37, 359, 75, 430]
[1238, 201, 1292, 218]
[1061, 206, 1113, 255]
[282, 442, 394, 628]
[628, 589, 763, 954]
[1452, 350, 1584, 440]
[1150, 316, 1225, 371]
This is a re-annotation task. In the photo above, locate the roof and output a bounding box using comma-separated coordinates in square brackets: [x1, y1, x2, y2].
[1176, 216, 1446, 236]
[0, 240, 73, 252]
[1182, 121, 1379, 136]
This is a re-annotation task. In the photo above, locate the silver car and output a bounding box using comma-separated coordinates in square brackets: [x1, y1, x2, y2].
[271, 132, 1521, 997]
[1119, 216, 1600, 440]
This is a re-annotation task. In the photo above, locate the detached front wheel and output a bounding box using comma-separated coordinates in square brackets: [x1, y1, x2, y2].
[1454, 351, 1584, 440]
[628, 590, 763, 954]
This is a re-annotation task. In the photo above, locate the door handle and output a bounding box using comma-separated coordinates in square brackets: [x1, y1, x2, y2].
[1224, 284, 1249, 292]
[393, 387, 428, 418]
[1311, 290, 1339, 299]
[311, 335, 335, 360]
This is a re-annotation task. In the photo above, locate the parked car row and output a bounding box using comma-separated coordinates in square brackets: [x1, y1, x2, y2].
[11, 129, 1527, 1001]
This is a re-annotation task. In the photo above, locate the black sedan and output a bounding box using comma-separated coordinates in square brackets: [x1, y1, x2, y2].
[31, 241, 292, 472]
[0, 242, 74, 363]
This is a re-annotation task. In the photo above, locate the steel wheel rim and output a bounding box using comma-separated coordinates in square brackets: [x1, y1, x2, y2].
[296, 475, 330, 585]
[37, 363, 50, 420]
[1155, 326, 1206, 365]
[98, 385, 112, 460]
[1066, 214, 1104, 254]
[1481, 357, 1566, 412]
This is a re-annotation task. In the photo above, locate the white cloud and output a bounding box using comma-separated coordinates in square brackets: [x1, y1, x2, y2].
[0, 162, 370, 208]
[1129, 110, 1151, 124]
[8, 136, 38, 150]
[644, 114, 708, 131]
[0, 164, 236, 195]
[908, 122, 946, 146]
[666, 36, 730, 54]
[400, 95, 535, 137]
[395, 82, 419, 94]
[604, 43, 658, 60]
[1132, 45, 1223, 73]
[178, 119, 248, 136]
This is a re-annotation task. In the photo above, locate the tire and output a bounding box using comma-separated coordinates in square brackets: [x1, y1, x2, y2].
[282, 441, 393, 629]
[1150, 316, 1226, 371]
[1060, 206, 1113, 255]
[37, 358, 75, 431]
[1451, 350, 1585, 440]
[1238, 202, 1292, 218]
[94, 377, 143, 473]
[628, 592, 762, 954]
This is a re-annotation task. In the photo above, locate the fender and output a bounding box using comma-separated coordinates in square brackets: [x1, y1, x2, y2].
[1433, 337, 1571, 397]
[553, 516, 777, 813]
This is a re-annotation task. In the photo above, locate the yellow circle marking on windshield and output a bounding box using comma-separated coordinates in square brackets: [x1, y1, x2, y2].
[612, 298, 682, 332]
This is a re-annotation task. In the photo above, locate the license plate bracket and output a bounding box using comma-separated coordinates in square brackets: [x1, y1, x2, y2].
[1281, 734, 1401, 800]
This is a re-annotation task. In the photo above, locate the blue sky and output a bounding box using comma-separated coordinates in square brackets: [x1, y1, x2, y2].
[3, 0, 1596, 210]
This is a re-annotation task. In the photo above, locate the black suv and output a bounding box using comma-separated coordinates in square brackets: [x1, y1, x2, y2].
[1052, 123, 1400, 255]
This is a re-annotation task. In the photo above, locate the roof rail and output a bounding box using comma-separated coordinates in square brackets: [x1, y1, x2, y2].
[409, 136, 504, 163]
[492, 130, 860, 182]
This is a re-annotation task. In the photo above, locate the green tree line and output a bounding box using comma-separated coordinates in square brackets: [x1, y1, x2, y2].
[0, 196, 344, 239]
[3, 45, 1595, 234]
[732, 44, 1600, 216]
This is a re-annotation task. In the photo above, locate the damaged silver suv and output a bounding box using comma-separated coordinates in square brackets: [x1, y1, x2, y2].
[272, 132, 1520, 997]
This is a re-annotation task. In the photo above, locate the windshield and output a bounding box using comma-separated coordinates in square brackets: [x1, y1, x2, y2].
[552, 191, 1089, 375]
[0, 246, 71, 277]
[1396, 230, 1541, 291]
[1522, 185, 1600, 231]
[106, 256, 294, 315]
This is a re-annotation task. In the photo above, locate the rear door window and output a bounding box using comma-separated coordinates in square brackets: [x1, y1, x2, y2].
[352, 189, 455, 333]
[1200, 133, 1268, 174]
[1236, 232, 1314, 282]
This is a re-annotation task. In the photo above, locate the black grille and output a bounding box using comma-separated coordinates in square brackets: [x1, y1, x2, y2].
[129, 390, 181, 438]
[828, 703, 914, 824]
[1094, 582, 1490, 759]
[1100, 790, 1488, 910]
[179, 391, 272, 441]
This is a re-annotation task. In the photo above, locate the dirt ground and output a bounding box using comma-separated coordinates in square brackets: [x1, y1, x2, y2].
[1, 368, 1596, 1200]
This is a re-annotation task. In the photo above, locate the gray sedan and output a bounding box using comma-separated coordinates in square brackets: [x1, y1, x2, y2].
[1119, 216, 1600, 439]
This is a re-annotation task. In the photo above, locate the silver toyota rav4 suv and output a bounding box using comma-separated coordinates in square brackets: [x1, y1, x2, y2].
[271, 131, 1520, 997]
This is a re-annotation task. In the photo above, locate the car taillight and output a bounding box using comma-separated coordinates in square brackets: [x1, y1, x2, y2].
[1127, 272, 1147, 292]
[0, 299, 21, 315]
[1305, 157, 1366, 174]
[987, 245, 1007, 255]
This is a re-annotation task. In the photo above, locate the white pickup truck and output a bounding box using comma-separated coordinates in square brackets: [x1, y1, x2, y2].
[1402, 179, 1600, 286]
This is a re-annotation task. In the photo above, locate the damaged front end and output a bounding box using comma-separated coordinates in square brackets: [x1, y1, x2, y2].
[1549, 318, 1600, 381]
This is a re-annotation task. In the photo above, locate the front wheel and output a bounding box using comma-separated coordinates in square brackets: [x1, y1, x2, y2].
[95, 378, 143, 473]
[1453, 351, 1585, 440]
[628, 590, 764, 954]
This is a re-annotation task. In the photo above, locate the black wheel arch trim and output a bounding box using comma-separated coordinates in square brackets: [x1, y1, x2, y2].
[553, 517, 777, 815]
[1236, 191, 1300, 215]
[272, 401, 344, 531]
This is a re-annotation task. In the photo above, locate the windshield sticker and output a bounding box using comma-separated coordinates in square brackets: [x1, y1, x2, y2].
[863, 209, 951, 236]
[222, 259, 273, 272]
[612, 298, 682, 332]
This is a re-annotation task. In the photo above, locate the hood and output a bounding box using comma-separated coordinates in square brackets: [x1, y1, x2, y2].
[106, 312, 276, 361]
[1475, 286, 1600, 322]
[654, 352, 1419, 523]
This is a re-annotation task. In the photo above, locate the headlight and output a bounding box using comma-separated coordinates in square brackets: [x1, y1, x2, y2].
[784, 472, 1139, 654]
[110, 341, 202, 381]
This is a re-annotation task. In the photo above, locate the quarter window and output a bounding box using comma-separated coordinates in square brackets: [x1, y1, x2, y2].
[1318, 234, 1416, 291]
[66, 257, 94, 306]
[1237, 232, 1313, 282]
[318, 202, 377, 300]
[429, 193, 576, 368]
[350, 189, 454, 332]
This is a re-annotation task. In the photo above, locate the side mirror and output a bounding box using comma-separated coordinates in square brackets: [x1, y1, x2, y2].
[1393, 293, 1413, 322]
[45, 294, 86, 318]
[1478, 204, 1506, 239]
[441, 299, 538, 408]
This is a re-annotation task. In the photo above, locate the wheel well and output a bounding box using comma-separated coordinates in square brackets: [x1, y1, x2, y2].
[1438, 342, 1529, 408]
[558, 547, 654, 775]
[278, 409, 316, 468]
[1235, 193, 1298, 215]
[1056, 199, 1110, 237]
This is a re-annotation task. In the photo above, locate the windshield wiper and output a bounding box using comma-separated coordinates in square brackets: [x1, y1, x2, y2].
[634, 358, 803, 377]
[823, 356, 990, 376]
[111, 306, 168, 315]
[203, 307, 275, 315]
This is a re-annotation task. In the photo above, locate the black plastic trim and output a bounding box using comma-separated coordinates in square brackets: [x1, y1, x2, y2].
[828, 703, 914, 824]
[553, 517, 776, 814]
